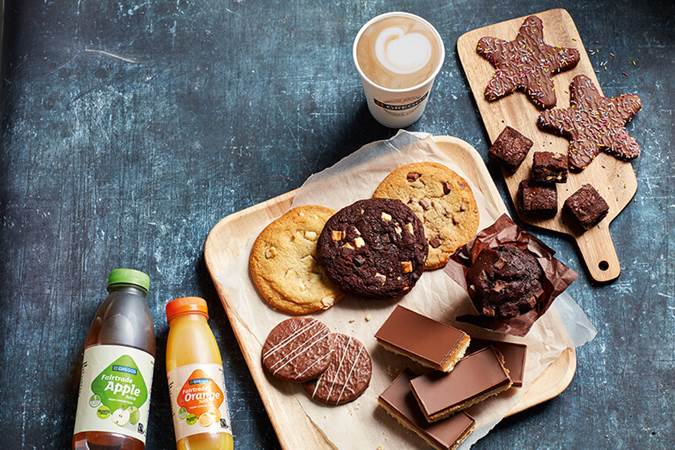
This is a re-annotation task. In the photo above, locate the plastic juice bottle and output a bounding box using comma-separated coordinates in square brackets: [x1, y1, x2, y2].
[166, 297, 234, 450]
[73, 268, 156, 450]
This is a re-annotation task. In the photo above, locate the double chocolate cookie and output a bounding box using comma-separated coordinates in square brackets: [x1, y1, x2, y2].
[317, 199, 427, 298]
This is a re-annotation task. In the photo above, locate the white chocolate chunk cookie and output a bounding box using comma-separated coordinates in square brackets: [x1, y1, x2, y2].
[373, 162, 479, 270]
[249, 205, 344, 315]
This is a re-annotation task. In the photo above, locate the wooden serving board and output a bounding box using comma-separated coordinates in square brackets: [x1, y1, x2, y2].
[457, 8, 637, 282]
[205, 136, 576, 450]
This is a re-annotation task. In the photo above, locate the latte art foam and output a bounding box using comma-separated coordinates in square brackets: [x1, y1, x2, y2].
[375, 27, 432, 75]
[356, 15, 442, 90]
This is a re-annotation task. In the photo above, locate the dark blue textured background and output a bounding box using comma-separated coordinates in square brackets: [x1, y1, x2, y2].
[0, 1, 672, 449]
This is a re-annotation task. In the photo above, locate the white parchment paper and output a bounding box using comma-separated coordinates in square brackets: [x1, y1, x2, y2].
[215, 130, 597, 449]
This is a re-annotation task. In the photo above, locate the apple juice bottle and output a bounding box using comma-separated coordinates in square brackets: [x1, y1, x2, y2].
[73, 268, 156, 450]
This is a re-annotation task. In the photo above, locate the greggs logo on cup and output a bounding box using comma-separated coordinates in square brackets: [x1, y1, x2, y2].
[354, 12, 445, 128]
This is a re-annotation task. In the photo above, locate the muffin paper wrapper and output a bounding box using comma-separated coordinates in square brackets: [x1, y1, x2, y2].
[449, 214, 578, 336]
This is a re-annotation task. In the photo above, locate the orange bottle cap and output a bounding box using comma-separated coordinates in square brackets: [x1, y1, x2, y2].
[166, 296, 209, 322]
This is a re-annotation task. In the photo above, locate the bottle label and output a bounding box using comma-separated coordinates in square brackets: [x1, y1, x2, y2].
[168, 363, 232, 441]
[74, 345, 154, 443]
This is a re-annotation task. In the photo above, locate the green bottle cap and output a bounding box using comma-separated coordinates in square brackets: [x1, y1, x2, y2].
[107, 268, 150, 292]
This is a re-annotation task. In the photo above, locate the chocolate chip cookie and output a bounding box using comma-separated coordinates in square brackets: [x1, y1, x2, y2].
[317, 199, 427, 298]
[250, 206, 344, 315]
[373, 162, 479, 270]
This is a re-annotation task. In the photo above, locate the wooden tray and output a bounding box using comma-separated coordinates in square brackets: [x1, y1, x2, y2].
[457, 8, 637, 283]
[205, 136, 576, 449]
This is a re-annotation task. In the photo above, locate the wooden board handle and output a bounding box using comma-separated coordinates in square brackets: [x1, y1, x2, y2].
[575, 225, 621, 282]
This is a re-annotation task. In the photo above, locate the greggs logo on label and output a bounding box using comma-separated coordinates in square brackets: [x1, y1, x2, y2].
[177, 369, 224, 417]
[374, 91, 429, 111]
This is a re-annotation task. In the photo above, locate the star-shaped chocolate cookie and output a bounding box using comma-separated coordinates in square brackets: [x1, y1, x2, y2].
[537, 75, 642, 171]
[476, 15, 580, 109]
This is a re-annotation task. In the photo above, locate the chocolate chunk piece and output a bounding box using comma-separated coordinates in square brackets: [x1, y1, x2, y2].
[304, 333, 372, 405]
[379, 370, 475, 450]
[476, 15, 580, 109]
[538, 75, 642, 170]
[519, 180, 557, 217]
[407, 172, 421, 182]
[375, 305, 470, 372]
[467, 339, 527, 387]
[410, 347, 512, 422]
[563, 184, 609, 230]
[317, 199, 427, 298]
[466, 244, 544, 320]
[531, 151, 568, 183]
[488, 126, 533, 171]
[261, 318, 333, 383]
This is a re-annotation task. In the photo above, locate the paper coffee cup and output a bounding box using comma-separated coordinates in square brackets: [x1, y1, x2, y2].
[353, 12, 445, 129]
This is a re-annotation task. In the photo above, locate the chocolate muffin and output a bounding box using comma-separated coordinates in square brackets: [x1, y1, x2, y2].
[466, 245, 544, 319]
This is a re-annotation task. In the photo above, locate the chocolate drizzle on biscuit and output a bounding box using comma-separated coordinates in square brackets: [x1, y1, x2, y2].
[304, 333, 372, 406]
[261, 318, 333, 383]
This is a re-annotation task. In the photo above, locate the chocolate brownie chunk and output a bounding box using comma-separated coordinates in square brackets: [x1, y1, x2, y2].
[531, 151, 568, 183]
[538, 75, 642, 171]
[519, 180, 557, 217]
[304, 333, 372, 405]
[488, 126, 533, 171]
[465, 244, 544, 320]
[563, 184, 609, 230]
[317, 199, 427, 298]
[261, 318, 333, 383]
[476, 15, 580, 109]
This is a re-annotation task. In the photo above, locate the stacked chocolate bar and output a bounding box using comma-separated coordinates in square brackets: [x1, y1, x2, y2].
[375, 306, 527, 450]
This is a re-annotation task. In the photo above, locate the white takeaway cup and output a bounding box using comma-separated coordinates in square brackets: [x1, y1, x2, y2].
[353, 12, 446, 129]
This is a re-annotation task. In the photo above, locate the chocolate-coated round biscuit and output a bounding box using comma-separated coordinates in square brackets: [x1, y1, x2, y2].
[261, 318, 333, 383]
[317, 198, 427, 298]
[304, 333, 372, 406]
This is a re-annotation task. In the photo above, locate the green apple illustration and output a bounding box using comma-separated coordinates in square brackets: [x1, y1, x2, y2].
[127, 406, 140, 425]
[97, 405, 111, 419]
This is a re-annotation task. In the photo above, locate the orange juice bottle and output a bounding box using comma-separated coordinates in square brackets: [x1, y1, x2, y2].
[166, 297, 234, 450]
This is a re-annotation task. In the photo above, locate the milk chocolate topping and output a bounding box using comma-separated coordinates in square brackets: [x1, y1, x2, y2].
[379, 370, 475, 449]
[410, 347, 511, 418]
[467, 339, 527, 387]
[375, 305, 468, 367]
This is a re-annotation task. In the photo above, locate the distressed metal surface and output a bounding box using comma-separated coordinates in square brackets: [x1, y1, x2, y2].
[0, 1, 672, 449]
